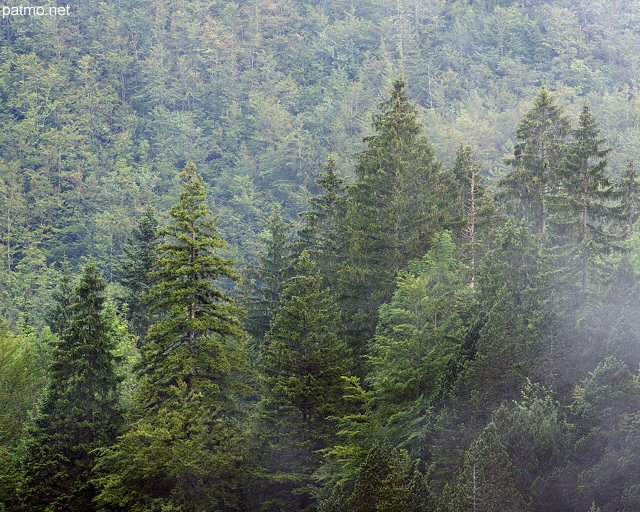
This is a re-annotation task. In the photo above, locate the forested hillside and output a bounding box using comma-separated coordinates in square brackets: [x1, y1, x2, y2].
[2, 0, 640, 511]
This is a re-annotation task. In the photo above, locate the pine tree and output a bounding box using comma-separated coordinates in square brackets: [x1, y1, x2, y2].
[297, 158, 346, 284]
[451, 146, 497, 286]
[500, 88, 571, 235]
[95, 163, 249, 512]
[119, 205, 159, 340]
[19, 262, 122, 512]
[137, 163, 247, 412]
[339, 78, 459, 364]
[619, 161, 640, 234]
[451, 423, 529, 512]
[368, 232, 475, 424]
[44, 260, 74, 336]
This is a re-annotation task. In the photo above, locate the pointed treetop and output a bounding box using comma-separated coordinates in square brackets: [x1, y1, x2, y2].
[184, 161, 197, 176]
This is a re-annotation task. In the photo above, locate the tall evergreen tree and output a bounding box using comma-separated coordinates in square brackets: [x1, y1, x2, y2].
[297, 158, 346, 285]
[500, 88, 571, 235]
[368, 232, 475, 429]
[95, 163, 249, 512]
[118, 205, 160, 340]
[19, 262, 122, 512]
[252, 253, 353, 511]
[44, 260, 74, 336]
[552, 106, 622, 312]
[243, 205, 294, 344]
[451, 146, 497, 286]
[619, 161, 640, 234]
[339, 78, 460, 364]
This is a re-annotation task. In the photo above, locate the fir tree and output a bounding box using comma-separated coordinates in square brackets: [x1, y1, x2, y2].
[19, 262, 122, 512]
[95, 163, 249, 512]
[44, 260, 74, 336]
[451, 146, 497, 286]
[297, 158, 347, 285]
[252, 253, 353, 511]
[119, 205, 159, 340]
[552, 106, 623, 312]
[243, 205, 294, 344]
[500, 88, 571, 235]
[339, 78, 459, 365]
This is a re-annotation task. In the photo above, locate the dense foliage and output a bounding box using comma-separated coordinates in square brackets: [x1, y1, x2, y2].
[2, 1, 640, 511]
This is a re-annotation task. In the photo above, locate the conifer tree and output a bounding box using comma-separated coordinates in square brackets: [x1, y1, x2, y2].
[339, 78, 459, 363]
[95, 163, 249, 512]
[119, 205, 159, 339]
[44, 260, 74, 336]
[368, 232, 475, 423]
[243, 205, 293, 344]
[500, 88, 571, 235]
[252, 253, 353, 511]
[297, 158, 346, 284]
[552, 106, 622, 312]
[19, 262, 122, 512]
[619, 161, 640, 234]
[451, 146, 497, 286]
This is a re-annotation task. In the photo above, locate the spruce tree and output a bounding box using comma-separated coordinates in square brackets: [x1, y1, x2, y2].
[19, 262, 122, 512]
[339, 78, 459, 364]
[243, 205, 293, 344]
[118, 205, 159, 340]
[95, 164, 249, 512]
[619, 161, 640, 234]
[252, 253, 353, 511]
[451, 146, 497, 286]
[297, 158, 347, 284]
[552, 106, 622, 312]
[500, 88, 571, 235]
[44, 260, 74, 336]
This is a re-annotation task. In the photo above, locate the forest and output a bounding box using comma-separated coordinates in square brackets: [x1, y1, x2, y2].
[2, 0, 640, 511]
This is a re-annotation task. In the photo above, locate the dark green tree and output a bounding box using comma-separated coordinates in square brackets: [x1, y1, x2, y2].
[252, 253, 353, 511]
[450, 423, 529, 512]
[297, 158, 347, 284]
[19, 262, 122, 512]
[119, 205, 160, 340]
[451, 146, 497, 286]
[619, 161, 640, 233]
[339, 78, 460, 363]
[500, 88, 571, 235]
[95, 163, 249, 512]
[44, 261, 74, 336]
[243, 205, 294, 344]
[551, 106, 623, 313]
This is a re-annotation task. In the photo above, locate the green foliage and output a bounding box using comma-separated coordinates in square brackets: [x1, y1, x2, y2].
[252, 253, 353, 510]
[18, 262, 123, 512]
[119, 206, 160, 339]
[95, 382, 246, 512]
[136, 163, 248, 414]
[3, 3, 640, 511]
[96, 164, 250, 511]
[500, 88, 572, 235]
[339, 78, 460, 364]
[368, 232, 476, 418]
[243, 206, 294, 344]
[297, 158, 346, 286]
